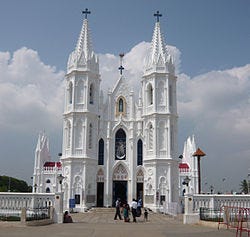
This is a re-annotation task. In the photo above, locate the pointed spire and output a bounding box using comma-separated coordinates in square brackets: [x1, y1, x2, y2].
[67, 9, 99, 74]
[145, 11, 173, 74]
[75, 17, 93, 61]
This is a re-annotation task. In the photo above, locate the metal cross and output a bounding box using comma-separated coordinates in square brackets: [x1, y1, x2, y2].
[154, 11, 162, 22]
[82, 8, 91, 19]
[118, 65, 124, 75]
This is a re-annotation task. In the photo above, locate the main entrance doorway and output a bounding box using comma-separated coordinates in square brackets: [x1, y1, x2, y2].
[112, 181, 127, 206]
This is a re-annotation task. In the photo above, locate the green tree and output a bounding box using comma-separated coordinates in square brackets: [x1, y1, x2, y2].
[240, 179, 249, 194]
[0, 176, 31, 192]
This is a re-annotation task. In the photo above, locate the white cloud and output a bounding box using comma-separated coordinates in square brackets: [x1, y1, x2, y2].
[0, 47, 64, 132]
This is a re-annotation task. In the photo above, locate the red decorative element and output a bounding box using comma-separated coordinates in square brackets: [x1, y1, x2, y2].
[179, 163, 189, 172]
[44, 162, 62, 168]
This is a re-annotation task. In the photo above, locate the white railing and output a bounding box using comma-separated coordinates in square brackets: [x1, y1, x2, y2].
[192, 194, 250, 212]
[0, 192, 55, 210]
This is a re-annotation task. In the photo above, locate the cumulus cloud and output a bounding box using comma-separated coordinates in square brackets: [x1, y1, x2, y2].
[0, 47, 64, 132]
[177, 65, 250, 192]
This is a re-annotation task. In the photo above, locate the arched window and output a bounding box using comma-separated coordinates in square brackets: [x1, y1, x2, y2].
[88, 123, 93, 149]
[98, 139, 104, 165]
[137, 139, 143, 166]
[116, 96, 126, 116]
[46, 179, 51, 184]
[115, 128, 126, 160]
[147, 83, 153, 105]
[119, 98, 124, 112]
[46, 187, 50, 193]
[89, 83, 94, 104]
[68, 82, 73, 104]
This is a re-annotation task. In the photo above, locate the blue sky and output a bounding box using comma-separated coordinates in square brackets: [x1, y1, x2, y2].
[0, 0, 249, 193]
[1, 0, 249, 76]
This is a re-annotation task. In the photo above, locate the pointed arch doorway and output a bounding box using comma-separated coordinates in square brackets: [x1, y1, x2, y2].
[112, 163, 128, 206]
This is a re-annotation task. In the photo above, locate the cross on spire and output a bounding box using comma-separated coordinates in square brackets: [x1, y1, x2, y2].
[154, 10, 162, 22]
[118, 53, 125, 75]
[82, 8, 91, 19]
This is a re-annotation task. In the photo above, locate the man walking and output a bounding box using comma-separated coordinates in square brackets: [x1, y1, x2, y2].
[131, 198, 137, 222]
[114, 198, 122, 220]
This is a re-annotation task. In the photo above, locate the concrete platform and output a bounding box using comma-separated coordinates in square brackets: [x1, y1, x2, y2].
[0, 209, 235, 237]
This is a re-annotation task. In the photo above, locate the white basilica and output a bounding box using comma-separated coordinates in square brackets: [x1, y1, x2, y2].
[32, 10, 199, 212]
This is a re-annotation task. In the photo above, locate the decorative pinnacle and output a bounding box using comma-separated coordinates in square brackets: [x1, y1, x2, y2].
[82, 8, 91, 19]
[154, 10, 162, 22]
[118, 53, 125, 75]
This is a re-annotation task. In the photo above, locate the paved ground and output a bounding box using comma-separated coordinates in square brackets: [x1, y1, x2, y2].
[0, 209, 236, 237]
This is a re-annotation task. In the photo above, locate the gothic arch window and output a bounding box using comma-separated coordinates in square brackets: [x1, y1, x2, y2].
[148, 123, 153, 150]
[137, 139, 143, 166]
[66, 120, 71, 149]
[68, 82, 73, 104]
[147, 83, 153, 105]
[76, 80, 84, 103]
[89, 83, 94, 104]
[89, 123, 93, 149]
[98, 138, 104, 165]
[46, 187, 50, 193]
[115, 128, 126, 160]
[116, 96, 126, 116]
[75, 120, 83, 148]
[119, 98, 124, 112]
[46, 179, 51, 184]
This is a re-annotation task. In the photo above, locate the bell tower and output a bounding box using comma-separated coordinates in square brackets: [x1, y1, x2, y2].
[61, 9, 100, 211]
[142, 11, 179, 210]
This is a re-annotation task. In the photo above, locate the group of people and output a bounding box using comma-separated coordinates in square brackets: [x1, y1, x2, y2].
[114, 198, 148, 223]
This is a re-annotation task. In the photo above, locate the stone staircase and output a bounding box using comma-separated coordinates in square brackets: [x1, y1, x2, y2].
[87, 207, 116, 213]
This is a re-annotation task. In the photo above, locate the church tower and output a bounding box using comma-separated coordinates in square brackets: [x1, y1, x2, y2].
[61, 9, 100, 211]
[142, 11, 179, 210]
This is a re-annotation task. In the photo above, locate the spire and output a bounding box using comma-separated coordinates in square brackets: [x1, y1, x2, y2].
[144, 11, 173, 74]
[75, 17, 93, 61]
[67, 9, 99, 74]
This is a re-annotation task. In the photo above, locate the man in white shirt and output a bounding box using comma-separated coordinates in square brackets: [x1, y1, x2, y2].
[131, 198, 137, 222]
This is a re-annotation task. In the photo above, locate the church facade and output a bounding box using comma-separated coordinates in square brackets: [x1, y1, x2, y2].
[32, 11, 185, 212]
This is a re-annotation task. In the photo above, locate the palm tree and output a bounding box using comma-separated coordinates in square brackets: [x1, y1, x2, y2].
[240, 179, 249, 194]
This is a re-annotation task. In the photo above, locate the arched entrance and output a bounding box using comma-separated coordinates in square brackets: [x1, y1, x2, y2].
[96, 169, 104, 207]
[112, 163, 128, 205]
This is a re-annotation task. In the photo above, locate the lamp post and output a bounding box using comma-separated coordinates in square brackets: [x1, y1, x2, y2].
[182, 176, 191, 195]
[193, 147, 206, 194]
